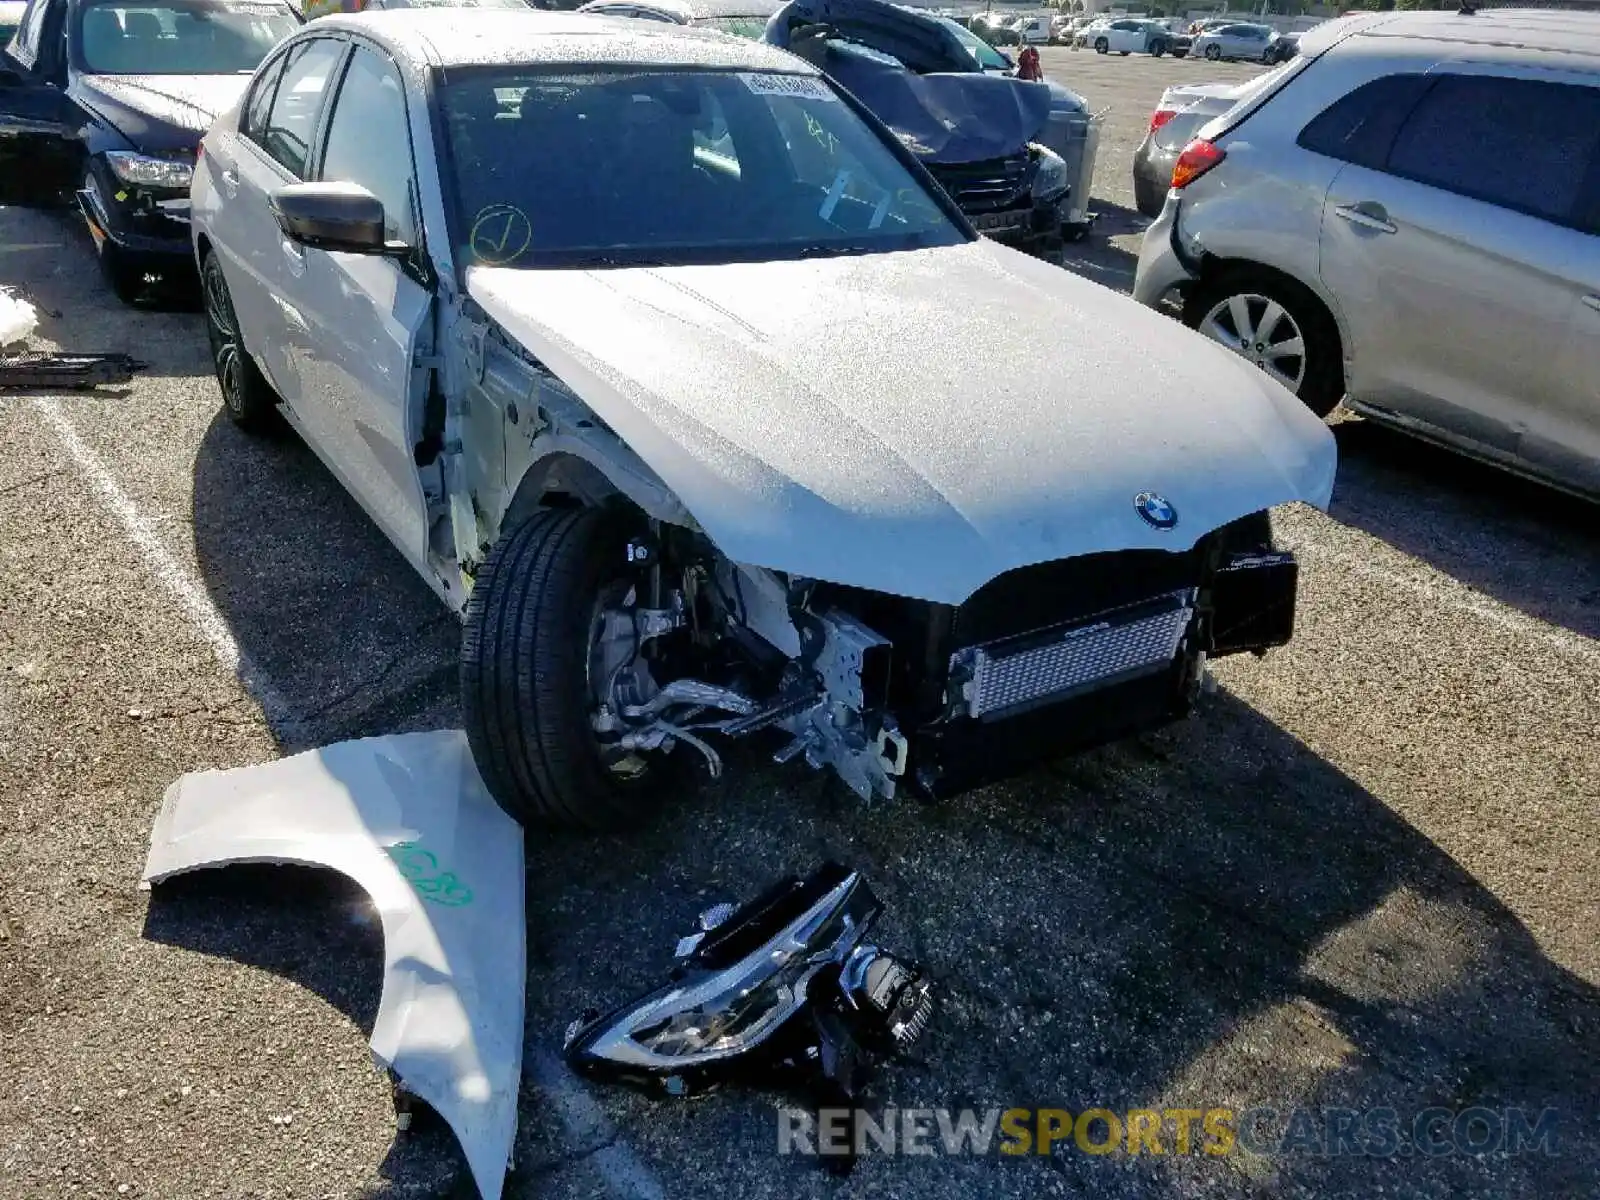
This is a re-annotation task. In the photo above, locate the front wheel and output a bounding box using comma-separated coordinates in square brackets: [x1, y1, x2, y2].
[462, 507, 676, 830]
[1094, 37, 1108, 53]
[1204, 43, 1222, 60]
[1183, 272, 1344, 418]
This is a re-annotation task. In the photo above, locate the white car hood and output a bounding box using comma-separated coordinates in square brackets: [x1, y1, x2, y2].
[142, 731, 525, 1200]
[467, 239, 1336, 604]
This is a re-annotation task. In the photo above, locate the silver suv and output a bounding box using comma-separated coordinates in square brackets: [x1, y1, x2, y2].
[1134, 9, 1600, 500]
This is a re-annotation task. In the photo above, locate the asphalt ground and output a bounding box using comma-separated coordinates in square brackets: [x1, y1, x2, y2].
[2, 46, 1598, 1200]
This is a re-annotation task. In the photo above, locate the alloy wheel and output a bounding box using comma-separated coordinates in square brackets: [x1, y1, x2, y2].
[1197, 292, 1308, 393]
[202, 260, 246, 417]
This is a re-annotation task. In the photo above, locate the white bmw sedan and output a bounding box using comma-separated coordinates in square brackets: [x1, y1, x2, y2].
[191, 11, 1336, 830]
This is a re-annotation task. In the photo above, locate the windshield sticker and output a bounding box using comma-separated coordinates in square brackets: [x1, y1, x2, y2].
[469, 204, 532, 266]
[818, 168, 850, 222]
[738, 72, 837, 102]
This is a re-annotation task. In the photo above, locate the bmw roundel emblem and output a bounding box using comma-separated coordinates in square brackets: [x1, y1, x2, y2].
[1134, 491, 1178, 530]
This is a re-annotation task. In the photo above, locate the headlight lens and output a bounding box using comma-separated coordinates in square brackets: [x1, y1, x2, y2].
[1029, 143, 1070, 202]
[567, 868, 877, 1072]
[104, 151, 193, 190]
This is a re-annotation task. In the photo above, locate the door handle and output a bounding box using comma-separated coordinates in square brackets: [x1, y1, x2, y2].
[1583, 294, 1600, 315]
[1333, 203, 1397, 235]
[280, 237, 305, 277]
[219, 167, 239, 197]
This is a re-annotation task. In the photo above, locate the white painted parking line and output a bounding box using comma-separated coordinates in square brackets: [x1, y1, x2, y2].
[31, 395, 302, 735]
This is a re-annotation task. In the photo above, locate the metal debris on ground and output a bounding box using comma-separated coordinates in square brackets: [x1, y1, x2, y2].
[0, 351, 148, 390]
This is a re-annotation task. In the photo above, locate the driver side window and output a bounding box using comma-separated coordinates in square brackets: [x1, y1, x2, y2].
[316, 43, 418, 244]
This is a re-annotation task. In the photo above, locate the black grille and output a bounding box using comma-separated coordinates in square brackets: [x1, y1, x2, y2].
[927, 154, 1032, 214]
[953, 548, 1205, 648]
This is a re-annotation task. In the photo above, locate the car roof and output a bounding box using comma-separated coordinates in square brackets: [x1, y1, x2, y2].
[312, 8, 813, 70]
[1306, 7, 1600, 61]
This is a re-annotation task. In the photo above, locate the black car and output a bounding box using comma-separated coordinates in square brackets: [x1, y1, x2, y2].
[766, 0, 1098, 250]
[0, 0, 300, 301]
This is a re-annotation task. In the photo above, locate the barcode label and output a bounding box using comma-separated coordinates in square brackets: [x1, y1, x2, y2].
[738, 72, 837, 102]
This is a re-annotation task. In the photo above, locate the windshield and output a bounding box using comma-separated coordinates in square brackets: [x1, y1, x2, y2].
[937, 16, 1009, 71]
[439, 66, 965, 270]
[76, 0, 298, 74]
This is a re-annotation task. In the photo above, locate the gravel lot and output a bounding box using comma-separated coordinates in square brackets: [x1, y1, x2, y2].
[2, 46, 1597, 1200]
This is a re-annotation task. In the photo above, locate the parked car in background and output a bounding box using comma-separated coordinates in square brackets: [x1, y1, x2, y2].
[0, 0, 25, 45]
[1072, 16, 1110, 47]
[766, 0, 1102, 245]
[192, 9, 1334, 828]
[576, 0, 778, 38]
[1134, 8, 1600, 498]
[0, 0, 301, 296]
[1009, 12, 1051, 44]
[1131, 76, 1253, 216]
[1189, 22, 1272, 61]
[1264, 29, 1300, 63]
[1090, 16, 1185, 57]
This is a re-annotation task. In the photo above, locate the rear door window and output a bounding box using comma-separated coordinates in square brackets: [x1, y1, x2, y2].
[1384, 74, 1600, 227]
[259, 37, 345, 177]
[241, 46, 289, 142]
[1297, 73, 1432, 170]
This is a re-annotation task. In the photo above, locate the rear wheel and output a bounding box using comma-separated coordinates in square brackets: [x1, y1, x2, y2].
[461, 507, 675, 830]
[201, 250, 280, 433]
[1183, 270, 1344, 418]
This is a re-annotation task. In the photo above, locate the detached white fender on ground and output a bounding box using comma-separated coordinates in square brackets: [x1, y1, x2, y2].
[141, 730, 525, 1200]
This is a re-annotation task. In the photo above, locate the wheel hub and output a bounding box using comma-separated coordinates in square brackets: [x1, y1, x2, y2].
[1198, 291, 1308, 393]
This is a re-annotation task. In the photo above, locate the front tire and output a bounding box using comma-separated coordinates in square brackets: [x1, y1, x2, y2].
[201, 251, 280, 433]
[1094, 37, 1108, 53]
[462, 507, 671, 830]
[1204, 43, 1222, 60]
[1183, 270, 1344, 418]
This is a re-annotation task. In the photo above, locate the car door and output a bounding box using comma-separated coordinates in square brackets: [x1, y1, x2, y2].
[0, 0, 79, 203]
[1318, 70, 1600, 457]
[222, 36, 348, 426]
[1528, 144, 1600, 493]
[282, 39, 433, 557]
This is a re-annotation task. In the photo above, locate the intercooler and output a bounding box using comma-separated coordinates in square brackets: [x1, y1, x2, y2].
[950, 590, 1196, 721]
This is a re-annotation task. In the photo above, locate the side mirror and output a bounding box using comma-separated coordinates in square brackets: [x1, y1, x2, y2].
[269, 181, 404, 255]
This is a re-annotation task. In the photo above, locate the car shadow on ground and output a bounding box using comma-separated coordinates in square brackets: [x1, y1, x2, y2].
[147, 408, 1600, 1197]
[1329, 416, 1600, 642]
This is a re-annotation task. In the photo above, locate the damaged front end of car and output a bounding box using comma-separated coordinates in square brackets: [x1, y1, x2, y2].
[506, 494, 1295, 806]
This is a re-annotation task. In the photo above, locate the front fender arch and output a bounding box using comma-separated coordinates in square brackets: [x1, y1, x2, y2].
[499, 440, 699, 538]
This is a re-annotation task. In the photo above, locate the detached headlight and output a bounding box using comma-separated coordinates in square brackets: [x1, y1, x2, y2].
[104, 151, 193, 190]
[563, 863, 936, 1101]
[1029, 143, 1070, 202]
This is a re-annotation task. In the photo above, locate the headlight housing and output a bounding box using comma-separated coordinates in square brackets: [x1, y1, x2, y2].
[563, 863, 933, 1099]
[104, 151, 194, 191]
[1028, 143, 1070, 203]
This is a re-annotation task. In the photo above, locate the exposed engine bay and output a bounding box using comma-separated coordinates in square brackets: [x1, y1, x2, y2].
[573, 507, 1297, 803]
